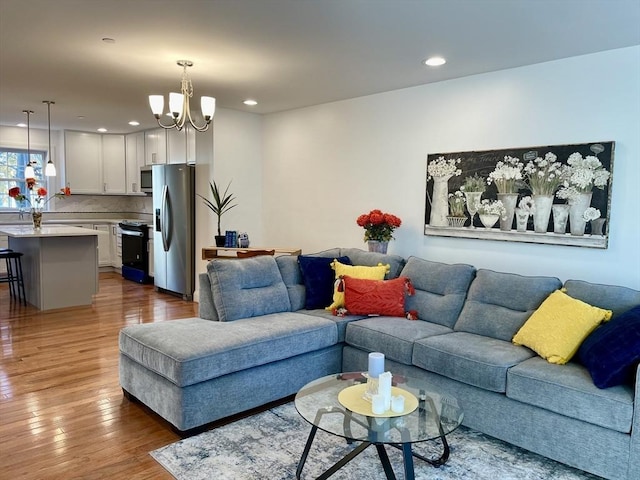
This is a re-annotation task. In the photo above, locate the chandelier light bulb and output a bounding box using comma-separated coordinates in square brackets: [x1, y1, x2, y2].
[149, 95, 165, 117]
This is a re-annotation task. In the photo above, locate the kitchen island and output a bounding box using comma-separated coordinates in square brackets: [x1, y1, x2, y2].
[0, 225, 100, 310]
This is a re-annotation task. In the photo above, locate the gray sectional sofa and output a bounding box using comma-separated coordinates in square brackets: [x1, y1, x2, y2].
[119, 248, 640, 480]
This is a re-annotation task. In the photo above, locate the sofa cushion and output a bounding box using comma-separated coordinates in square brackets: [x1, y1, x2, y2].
[298, 308, 367, 343]
[345, 317, 453, 365]
[563, 280, 640, 317]
[507, 357, 634, 434]
[207, 256, 291, 322]
[412, 332, 535, 392]
[454, 269, 562, 341]
[276, 255, 305, 311]
[577, 305, 640, 388]
[326, 260, 389, 311]
[512, 290, 612, 365]
[298, 255, 351, 309]
[400, 257, 476, 328]
[342, 276, 414, 317]
[119, 314, 338, 387]
[339, 248, 405, 279]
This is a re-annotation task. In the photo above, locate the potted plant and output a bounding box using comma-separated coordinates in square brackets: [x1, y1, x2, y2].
[198, 180, 237, 247]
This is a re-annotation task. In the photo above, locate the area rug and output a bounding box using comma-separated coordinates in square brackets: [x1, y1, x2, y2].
[151, 403, 601, 480]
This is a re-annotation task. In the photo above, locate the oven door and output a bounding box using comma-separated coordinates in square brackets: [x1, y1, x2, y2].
[121, 230, 148, 270]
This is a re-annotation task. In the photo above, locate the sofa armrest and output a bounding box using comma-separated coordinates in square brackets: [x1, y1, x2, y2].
[629, 364, 640, 480]
[198, 272, 219, 321]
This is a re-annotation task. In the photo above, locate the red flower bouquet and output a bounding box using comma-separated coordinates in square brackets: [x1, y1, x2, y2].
[356, 209, 402, 242]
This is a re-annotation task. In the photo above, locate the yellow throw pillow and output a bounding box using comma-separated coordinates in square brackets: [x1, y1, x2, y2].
[326, 260, 390, 311]
[512, 289, 613, 365]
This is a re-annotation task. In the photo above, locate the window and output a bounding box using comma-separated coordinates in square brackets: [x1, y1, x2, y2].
[0, 147, 47, 210]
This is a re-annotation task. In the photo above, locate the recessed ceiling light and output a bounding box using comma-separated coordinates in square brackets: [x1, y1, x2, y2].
[17, 122, 27, 128]
[243, 99, 258, 106]
[97, 128, 108, 133]
[128, 121, 140, 126]
[424, 56, 446, 67]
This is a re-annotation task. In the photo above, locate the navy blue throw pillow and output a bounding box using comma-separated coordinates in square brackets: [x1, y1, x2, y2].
[577, 305, 640, 389]
[298, 255, 351, 309]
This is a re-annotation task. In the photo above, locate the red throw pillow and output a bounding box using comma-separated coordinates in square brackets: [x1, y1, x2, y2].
[341, 275, 416, 318]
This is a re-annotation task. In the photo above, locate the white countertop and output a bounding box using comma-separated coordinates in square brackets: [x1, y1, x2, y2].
[0, 225, 101, 237]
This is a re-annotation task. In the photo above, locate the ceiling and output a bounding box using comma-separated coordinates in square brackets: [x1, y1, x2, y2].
[1, 0, 639, 134]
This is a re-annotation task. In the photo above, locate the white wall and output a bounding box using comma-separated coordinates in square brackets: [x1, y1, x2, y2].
[194, 107, 263, 299]
[262, 46, 640, 289]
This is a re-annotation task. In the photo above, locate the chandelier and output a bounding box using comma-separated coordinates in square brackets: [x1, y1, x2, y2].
[149, 60, 215, 132]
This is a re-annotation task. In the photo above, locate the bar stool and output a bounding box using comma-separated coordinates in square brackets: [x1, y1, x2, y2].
[0, 250, 27, 306]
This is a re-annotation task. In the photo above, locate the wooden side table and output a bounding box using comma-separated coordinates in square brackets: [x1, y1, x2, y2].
[201, 246, 302, 260]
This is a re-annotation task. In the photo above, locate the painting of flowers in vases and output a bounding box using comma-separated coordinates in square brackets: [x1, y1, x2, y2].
[424, 141, 614, 249]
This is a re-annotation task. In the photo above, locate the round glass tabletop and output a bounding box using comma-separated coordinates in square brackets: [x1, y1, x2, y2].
[294, 372, 464, 446]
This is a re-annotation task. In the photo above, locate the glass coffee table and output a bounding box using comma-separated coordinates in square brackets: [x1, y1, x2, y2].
[294, 372, 463, 480]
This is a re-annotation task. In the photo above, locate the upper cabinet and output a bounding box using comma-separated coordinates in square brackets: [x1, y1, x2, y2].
[125, 132, 145, 194]
[167, 125, 196, 164]
[102, 135, 126, 194]
[65, 131, 126, 194]
[144, 128, 167, 165]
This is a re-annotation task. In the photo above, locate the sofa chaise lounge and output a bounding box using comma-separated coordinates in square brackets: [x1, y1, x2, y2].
[119, 248, 640, 480]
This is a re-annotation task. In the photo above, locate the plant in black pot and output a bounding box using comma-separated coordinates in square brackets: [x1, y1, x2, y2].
[198, 180, 237, 247]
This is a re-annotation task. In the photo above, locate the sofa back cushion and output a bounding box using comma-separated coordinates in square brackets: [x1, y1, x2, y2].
[276, 249, 342, 311]
[207, 256, 291, 321]
[339, 248, 405, 279]
[400, 257, 476, 328]
[454, 269, 562, 341]
[563, 280, 640, 317]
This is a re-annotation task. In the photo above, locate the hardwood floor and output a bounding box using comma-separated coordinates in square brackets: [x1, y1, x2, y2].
[0, 272, 198, 479]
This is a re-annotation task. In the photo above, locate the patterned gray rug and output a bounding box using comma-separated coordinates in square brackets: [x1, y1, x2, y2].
[151, 403, 601, 480]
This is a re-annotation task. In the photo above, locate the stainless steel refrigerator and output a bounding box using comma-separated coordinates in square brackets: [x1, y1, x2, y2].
[152, 164, 195, 300]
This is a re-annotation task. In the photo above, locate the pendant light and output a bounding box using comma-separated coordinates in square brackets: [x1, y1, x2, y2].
[23, 110, 35, 179]
[43, 100, 57, 177]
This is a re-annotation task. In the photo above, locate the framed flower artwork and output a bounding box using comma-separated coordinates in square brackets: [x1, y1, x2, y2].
[424, 141, 614, 248]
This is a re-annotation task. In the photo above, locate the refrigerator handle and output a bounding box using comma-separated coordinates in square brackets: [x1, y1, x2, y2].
[161, 184, 169, 252]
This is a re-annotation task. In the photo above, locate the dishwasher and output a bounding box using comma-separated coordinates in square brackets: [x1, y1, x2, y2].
[119, 221, 150, 284]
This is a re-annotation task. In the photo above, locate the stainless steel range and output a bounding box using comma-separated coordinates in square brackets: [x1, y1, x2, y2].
[119, 221, 150, 284]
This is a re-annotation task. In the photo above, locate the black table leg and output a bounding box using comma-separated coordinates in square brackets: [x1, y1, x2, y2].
[402, 442, 416, 480]
[375, 444, 397, 480]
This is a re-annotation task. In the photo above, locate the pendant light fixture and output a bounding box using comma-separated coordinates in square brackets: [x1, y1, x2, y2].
[43, 100, 57, 177]
[149, 60, 215, 132]
[23, 109, 35, 179]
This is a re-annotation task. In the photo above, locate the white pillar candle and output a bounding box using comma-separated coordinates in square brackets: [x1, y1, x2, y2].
[368, 352, 385, 378]
[371, 394, 385, 415]
[378, 371, 392, 411]
[391, 395, 405, 413]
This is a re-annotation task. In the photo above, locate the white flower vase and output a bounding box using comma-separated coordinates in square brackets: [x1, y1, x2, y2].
[551, 204, 570, 234]
[515, 208, 529, 232]
[569, 192, 593, 236]
[429, 175, 453, 227]
[532, 194, 554, 233]
[497, 193, 518, 231]
[463, 191, 483, 228]
[479, 214, 500, 229]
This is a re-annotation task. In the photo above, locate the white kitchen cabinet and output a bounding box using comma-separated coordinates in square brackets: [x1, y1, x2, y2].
[144, 128, 167, 165]
[65, 131, 127, 194]
[167, 125, 196, 164]
[110, 223, 122, 270]
[102, 135, 126, 194]
[125, 132, 145, 194]
[65, 131, 103, 193]
[93, 224, 111, 267]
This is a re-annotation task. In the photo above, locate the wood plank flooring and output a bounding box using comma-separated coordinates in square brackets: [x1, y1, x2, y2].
[0, 272, 198, 479]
